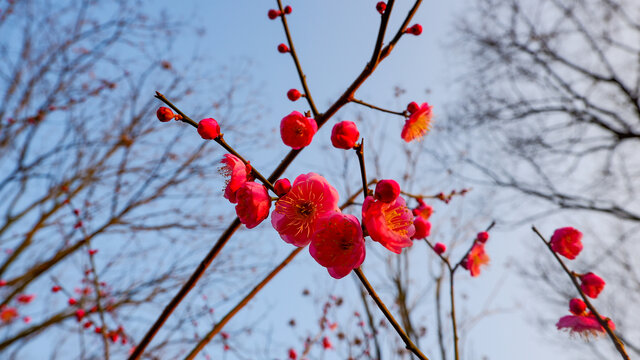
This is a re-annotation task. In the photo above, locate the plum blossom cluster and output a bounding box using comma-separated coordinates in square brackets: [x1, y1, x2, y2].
[547, 227, 614, 338]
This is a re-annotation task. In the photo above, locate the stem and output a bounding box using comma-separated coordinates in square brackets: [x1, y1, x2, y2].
[449, 271, 459, 360]
[354, 140, 369, 201]
[351, 98, 406, 117]
[434, 272, 447, 360]
[154, 92, 275, 193]
[276, 0, 319, 117]
[532, 226, 629, 360]
[354, 268, 430, 360]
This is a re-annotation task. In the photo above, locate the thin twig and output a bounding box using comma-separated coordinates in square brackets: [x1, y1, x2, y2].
[354, 268, 430, 360]
[351, 98, 407, 117]
[532, 226, 629, 360]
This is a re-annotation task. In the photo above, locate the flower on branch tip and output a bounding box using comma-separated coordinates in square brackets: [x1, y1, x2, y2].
[17, 294, 35, 304]
[287, 89, 301, 101]
[434, 242, 446, 255]
[268, 9, 281, 19]
[331, 121, 359, 149]
[412, 200, 433, 220]
[288, 348, 298, 359]
[52, 285, 61, 292]
[411, 217, 431, 240]
[401, 102, 433, 142]
[274, 178, 291, 197]
[466, 243, 489, 277]
[580, 272, 605, 299]
[280, 111, 318, 149]
[309, 212, 365, 279]
[197, 118, 221, 140]
[374, 179, 400, 203]
[569, 298, 586, 315]
[284, 5, 292, 14]
[322, 336, 333, 349]
[550, 227, 583, 260]
[271, 173, 339, 247]
[405, 24, 423, 35]
[278, 43, 290, 53]
[219, 154, 253, 204]
[362, 195, 415, 254]
[0, 307, 18, 323]
[156, 107, 174, 122]
[376, 2, 386, 14]
[556, 313, 615, 339]
[476, 231, 489, 243]
[235, 182, 271, 229]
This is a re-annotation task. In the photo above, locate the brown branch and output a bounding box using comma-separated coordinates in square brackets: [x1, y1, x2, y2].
[351, 98, 407, 117]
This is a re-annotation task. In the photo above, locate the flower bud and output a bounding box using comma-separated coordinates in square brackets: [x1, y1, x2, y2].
[580, 272, 605, 298]
[406, 101, 420, 114]
[374, 179, 400, 203]
[569, 298, 586, 315]
[197, 118, 221, 140]
[277, 43, 290, 53]
[434, 242, 446, 255]
[411, 217, 431, 239]
[287, 89, 301, 101]
[268, 9, 281, 19]
[284, 5, 292, 14]
[376, 2, 386, 14]
[156, 107, 174, 122]
[330, 121, 360, 149]
[274, 178, 291, 197]
[476, 231, 489, 243]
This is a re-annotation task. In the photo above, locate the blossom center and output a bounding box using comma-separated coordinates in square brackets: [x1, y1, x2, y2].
[297, 201, 315, 217]
[383, 206, 411, 235]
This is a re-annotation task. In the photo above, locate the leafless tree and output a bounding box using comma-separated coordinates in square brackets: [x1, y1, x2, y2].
[454, 0, 640, 357]
[0, 1, 263, 358]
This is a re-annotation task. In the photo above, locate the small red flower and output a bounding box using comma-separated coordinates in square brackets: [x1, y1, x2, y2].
[272, 173, 339, 247]
[88, 249, 98, 255]
[556, 313, 615, 339]
[235, 182, 271, 229]
[412, 200, 433, 220]
[549, 227, 583, 260]
[284, 5, 292, 14]
[288, 348, 298, 360]
[411, 217, 431, 239]
[401, 102, 433, 142]
[68, 297, 77, 306]
[268, 9, 281, 19]
[374, 179, 400, 203]
[569, 298, 586, 315]
[322, 336, 333, 349]
[278, 43, 290, 53]
[219, 154, 253, 203]
[23, 316, 31, 323]
[280, 111, 318, 149]
[52, 285, 61, 292]
[466, 243, 489, 277]
[17, 294, 35, 304]
[0, 307, 18, 322]
[376, 2, 386, 14]
[362, 195, 415, 254]
[476, 231, 489, 243]
[221, 332, 230, 340]
[0, 280, 6, 287]
[76, 309, 86, 321]
[331, 121, 360, 149]
[309, 213, 365, 279]
[156, 107, 174, 122]
[274, 178, 291, 197]
[580, 272, 605, 299]
[434, 242, 446, 255]
[287, 89, 301, 101]
[197, 118, 221, 140]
